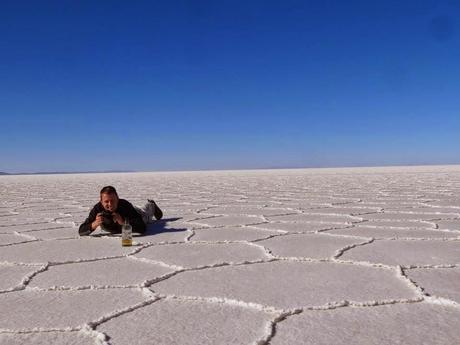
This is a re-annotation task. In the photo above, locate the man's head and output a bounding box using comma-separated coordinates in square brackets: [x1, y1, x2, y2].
[100, 186, 119, 212]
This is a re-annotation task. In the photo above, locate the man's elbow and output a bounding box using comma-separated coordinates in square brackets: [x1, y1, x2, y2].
[78, 225, 91, 236]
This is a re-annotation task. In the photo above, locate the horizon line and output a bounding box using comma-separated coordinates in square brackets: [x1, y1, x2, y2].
[2, 162, 460, 176]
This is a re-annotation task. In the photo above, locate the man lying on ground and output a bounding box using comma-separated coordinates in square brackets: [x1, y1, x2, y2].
[78, 185, 163, 236]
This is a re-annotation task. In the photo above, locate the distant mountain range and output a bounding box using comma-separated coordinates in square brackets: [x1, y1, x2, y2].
[0, 170, 135, 175]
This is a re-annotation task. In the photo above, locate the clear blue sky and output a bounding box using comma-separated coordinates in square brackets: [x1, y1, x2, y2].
[1, 0, 459, 173]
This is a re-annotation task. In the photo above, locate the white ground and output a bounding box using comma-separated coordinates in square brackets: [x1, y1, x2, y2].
[1, 166, 460, 345]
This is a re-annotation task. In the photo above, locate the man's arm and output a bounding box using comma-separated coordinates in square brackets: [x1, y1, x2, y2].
[78, 205, 100, 236]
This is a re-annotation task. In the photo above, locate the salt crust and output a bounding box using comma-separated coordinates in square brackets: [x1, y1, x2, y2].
[0, 222, 66, 233]
[250, 221, 351, 233]
[28, 257, 173, 289]
[361, 211, 459, 221]
[358, 219, 438, 229]
[266, 213, 362, 224]
[256, 233, 368, 259]
[133, 242, 269, 269]
[270, 302, 460, 345]
[341, 239, 460, 266]
[0, 288, 147, 330]
[436, 219, 460, 231]
[325, 226, 460, 239]
[150, 261, 418, 309]
[18, 227, 78, 240]
[300, 206, 382, 215]
[0, 238, 136, 264]
[1, 166, 460, 344]
[406, 267, 460, 304]
[190, 226, 282, 242]
[97, 298, 276, 345]
[0, 233, 38, 246]
[201, 205, 297, 216]
[187, 214, 267, 227]
[0, 264, 46, 292]
[0, 330, 95, 345]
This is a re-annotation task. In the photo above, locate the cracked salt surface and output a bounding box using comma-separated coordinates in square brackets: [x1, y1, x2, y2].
[266, 213, 361, 224]
[251, 221, 350, 233]
[28, 257, 173, 289]
[191, 226, 281, 242]
[0, 264, 40, 292]
[0, 331, 95, 345]
[1, 166, 460, 344]
[0, 289, 146, 330]
[151, 261, 417, 309]
[437, 219, 460, 231]
[204, 206, 293, 216]
[0, 238, 135, 264]
[326, 226, 460, 239]
[341, 239, 460, 266]
[97, 298, 275, 345]
[257, 233, 366, 259]
[188, 214, 265, 227]
[406, 268, 460, 304]
[271, 302, 460, 345]
[0, 222, 66, 234]
[358, 219, 437, 229]
[134, 242, 268, 269]
[19, 226, 78, 240]
[0, 233, 37, 246]
[362, 211, 459, 221]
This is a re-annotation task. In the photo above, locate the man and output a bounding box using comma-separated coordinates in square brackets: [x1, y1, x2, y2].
[79, 186, 163, 236]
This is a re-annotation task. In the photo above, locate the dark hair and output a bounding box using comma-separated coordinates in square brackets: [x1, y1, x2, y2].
[100, 186, 118, 196]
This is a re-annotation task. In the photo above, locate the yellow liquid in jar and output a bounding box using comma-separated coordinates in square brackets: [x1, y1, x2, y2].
[122, 238, 132, 246]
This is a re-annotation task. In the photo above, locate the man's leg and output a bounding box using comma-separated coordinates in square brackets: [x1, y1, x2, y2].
[133, 205, 149, 224]
[147, 199, 163, 220]
[135, 199, 163, 224]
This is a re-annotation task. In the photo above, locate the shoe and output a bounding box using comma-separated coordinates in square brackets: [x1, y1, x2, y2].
[148, 199, 163, 220]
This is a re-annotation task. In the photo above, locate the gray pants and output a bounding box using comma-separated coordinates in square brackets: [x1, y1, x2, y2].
[134, 201, 157, 225]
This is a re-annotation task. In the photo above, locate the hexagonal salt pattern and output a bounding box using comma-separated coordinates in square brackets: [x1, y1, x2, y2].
[0, 233, 36, 245]
[1, 166, 460, 343]
[340, 239, 460, 266]
[0, 289, 147, 330]
[0, 222, 66, 234]
[98, 298, 275, 345]
[0, 238, 135, 264]
[151, 261, 417, 309]
[134, 242, 268, 268]
[257, 233, 366, 259]
[191, 226, 281, 242]
[251, 221, 350, 233]
[0, 264, 42, 292]
[436, 219, 460, 231]
[17, 226, 79, 240]
[188, 215, 265, 227]
[271, 303, 460, 345]
[29, 257, 173, 289]
[406, 267, 460, 304]
[326, 226, 460, 239]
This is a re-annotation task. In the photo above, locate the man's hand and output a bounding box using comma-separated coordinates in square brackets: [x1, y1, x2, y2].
[112, 212, 124, 225]
[91, 213, 104, 230]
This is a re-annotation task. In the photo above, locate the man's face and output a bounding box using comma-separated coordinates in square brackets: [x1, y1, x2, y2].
[100, 192, 119, 212]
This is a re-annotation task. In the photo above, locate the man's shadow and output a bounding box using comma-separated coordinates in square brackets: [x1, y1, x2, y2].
[90, 217, 187, 238]
[136, 217, 187, 237]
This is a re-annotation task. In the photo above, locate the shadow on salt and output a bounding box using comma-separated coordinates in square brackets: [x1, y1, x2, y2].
[89, 217, 188, 241]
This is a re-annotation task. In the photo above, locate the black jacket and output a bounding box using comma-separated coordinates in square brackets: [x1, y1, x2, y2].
[78, 199, 146, 236]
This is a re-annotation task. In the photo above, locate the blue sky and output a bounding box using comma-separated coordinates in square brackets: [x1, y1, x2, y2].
[1, 0, 459, 173]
